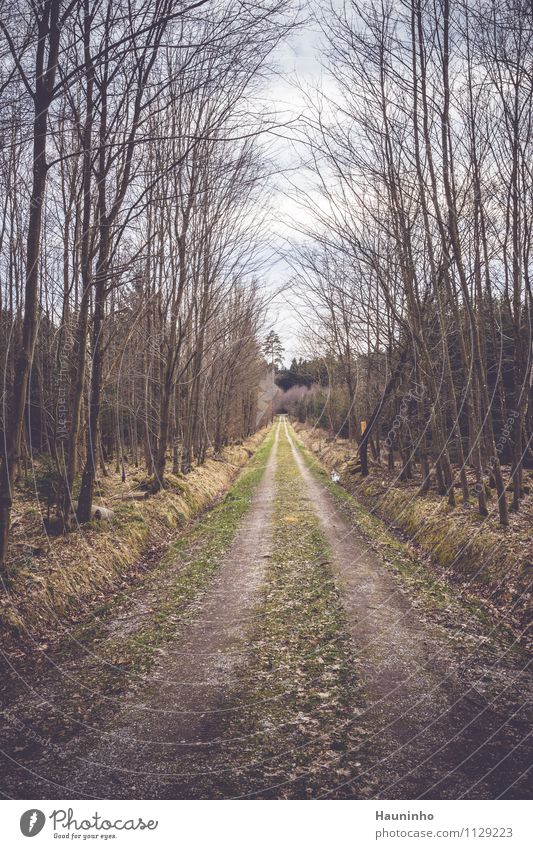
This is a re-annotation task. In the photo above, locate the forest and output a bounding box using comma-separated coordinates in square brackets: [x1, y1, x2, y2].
[0, 0, 532, 808]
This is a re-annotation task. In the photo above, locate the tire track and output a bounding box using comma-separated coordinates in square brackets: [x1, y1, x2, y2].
[284, 420, 533, 799]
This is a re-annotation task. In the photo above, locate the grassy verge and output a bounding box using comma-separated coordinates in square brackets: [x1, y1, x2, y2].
[1, 429, 268, 650]
[294, 424, 532, 645]
[197, 423, 368, 799]
[291, 427, 520, 652]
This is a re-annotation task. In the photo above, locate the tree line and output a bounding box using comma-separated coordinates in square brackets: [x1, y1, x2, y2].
[292, 0, 533, 526]
[0, 0, 293, 573]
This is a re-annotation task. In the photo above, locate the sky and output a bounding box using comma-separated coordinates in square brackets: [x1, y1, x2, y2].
[259, 18, 325, 366]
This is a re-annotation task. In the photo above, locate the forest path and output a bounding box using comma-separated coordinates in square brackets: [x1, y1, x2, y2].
[1, 419, 532, 799]
[57, 422, 280, 799]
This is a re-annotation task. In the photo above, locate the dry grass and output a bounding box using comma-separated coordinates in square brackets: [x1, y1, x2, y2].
[0, 431, 267, 648]
[294, 423, 533, 642]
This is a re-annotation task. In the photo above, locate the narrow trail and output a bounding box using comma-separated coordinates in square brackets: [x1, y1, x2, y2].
[0, 419, 531, 800]
[61, 423, 280, 799]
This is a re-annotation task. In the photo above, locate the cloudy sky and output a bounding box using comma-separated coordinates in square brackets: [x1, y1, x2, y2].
[260, 18, 325, 365]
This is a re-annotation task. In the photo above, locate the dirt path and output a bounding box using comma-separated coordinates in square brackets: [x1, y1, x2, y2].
[1, 419, 531, 800]
[63, 424, 279, 799]
[284, 420, 533, 799]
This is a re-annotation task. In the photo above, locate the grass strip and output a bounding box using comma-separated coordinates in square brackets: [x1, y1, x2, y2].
[198, 423, 367, 799]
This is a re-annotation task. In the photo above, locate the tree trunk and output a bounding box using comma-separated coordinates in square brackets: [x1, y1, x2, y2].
[0, 0, 61, 568]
